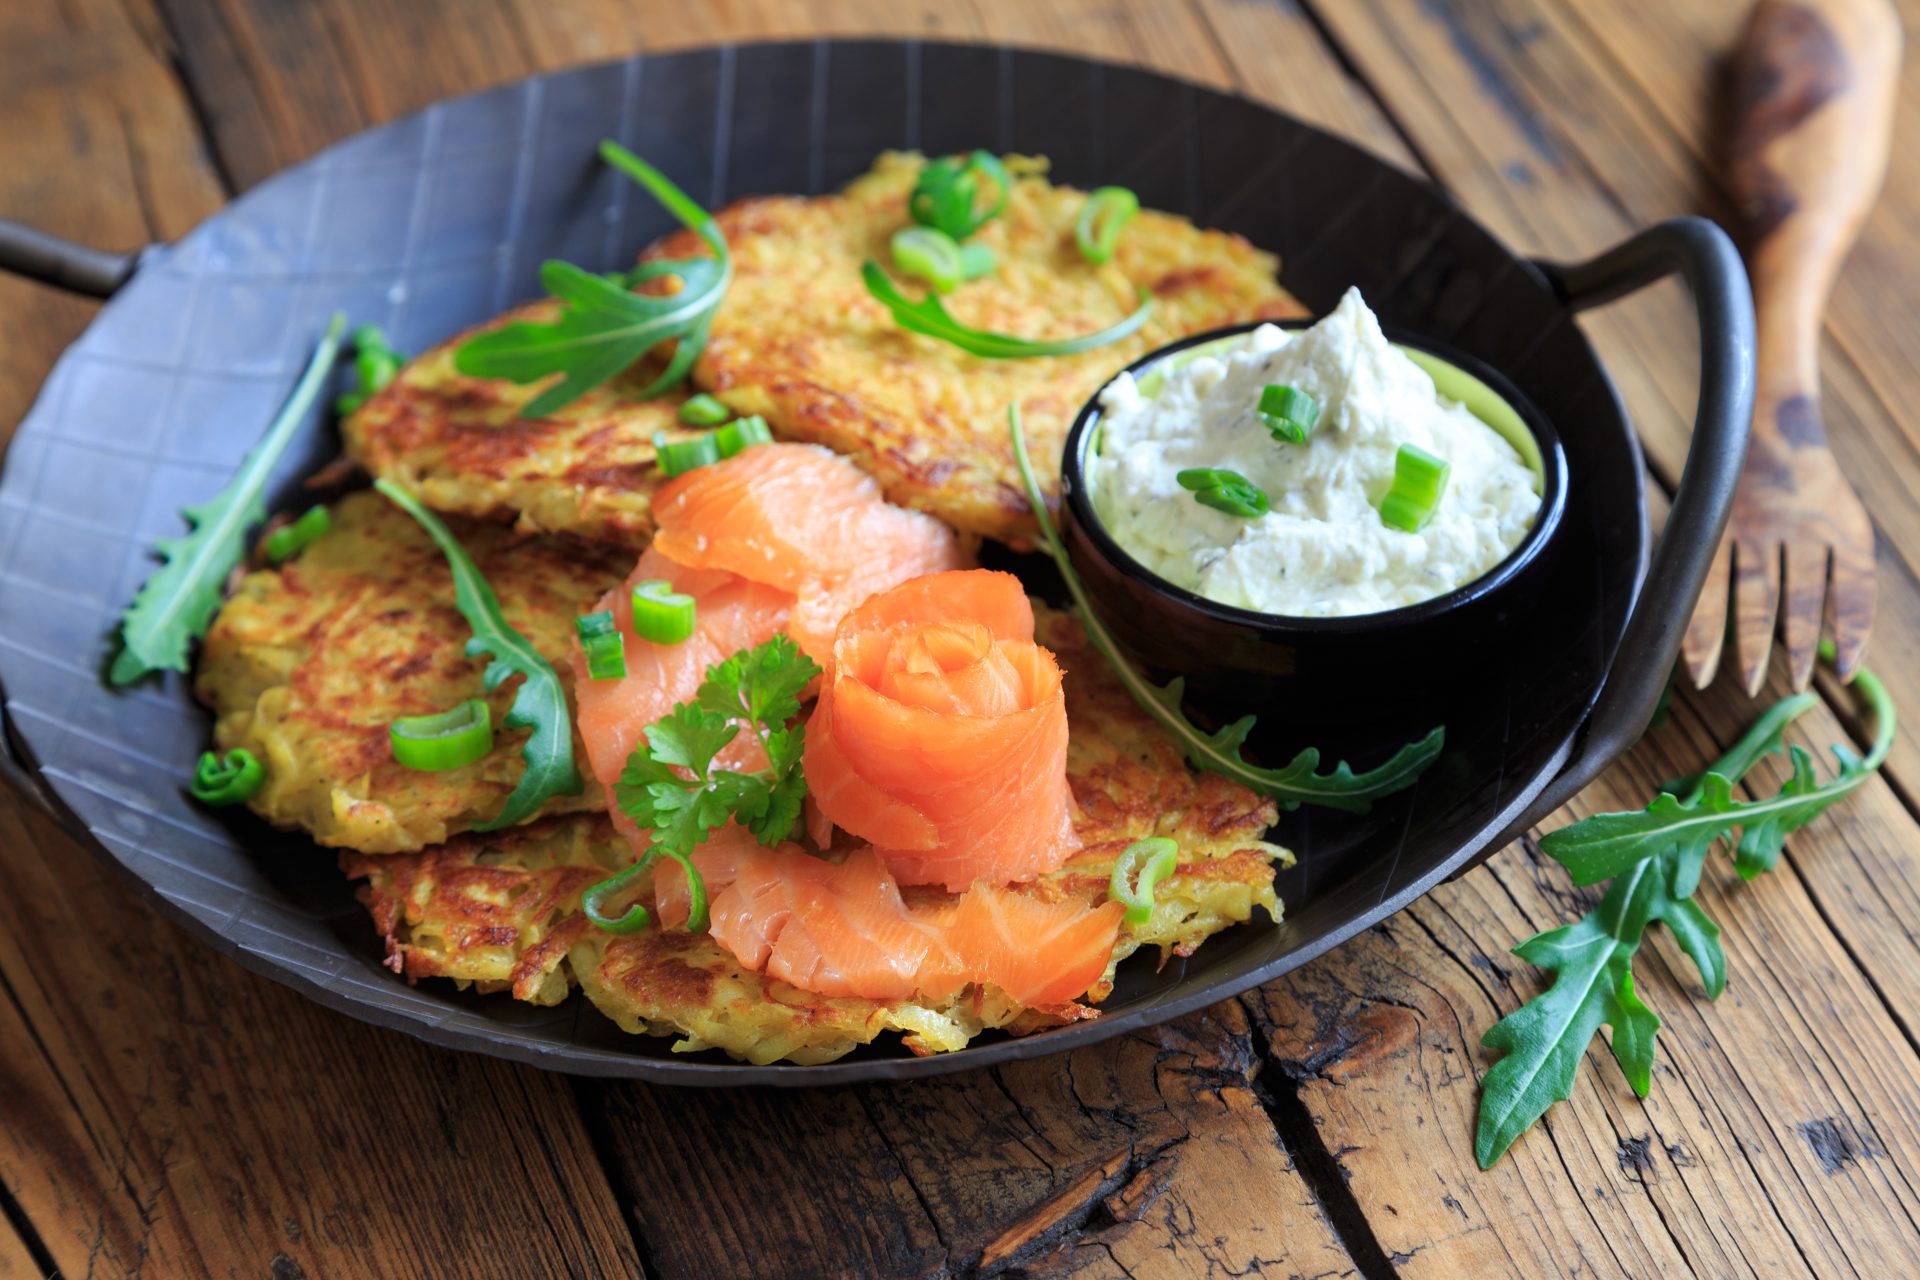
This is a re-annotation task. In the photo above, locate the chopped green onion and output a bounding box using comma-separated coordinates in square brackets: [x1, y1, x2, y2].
[1176, 467, 1269, 518]
[1379, 443, 1451, 532]
[654, 429, 722, 478]
[908, 151, 1010, 240]
[1258, 384, 1320, 444]
[583, 862, 652, 933]
[584, 847, 709, 934]
[632, 579, 697, 645]
[262, 505, 331, 563]
[1176, 467, 1242, 491]
[861, 261, 1154, 359]
[715, 415, 772, 458]
[575, 609, 617, 641]
[1109, 837, 1178, 924]
[582, 631, 627, 681]
[1195, 482, 1269, 518]
[679, 394, 732, 426]
[959, 242, 996, 281]
[891, 226, 966, 293]
[336, 324, 404, 417]
[390, 698, 495, 772]
[1074, 186, 1140, 264]
[190, 748, 265, 807]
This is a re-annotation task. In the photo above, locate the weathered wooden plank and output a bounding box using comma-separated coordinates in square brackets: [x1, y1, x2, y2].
[0, 1209, 39, 1280]
[0, 0, 223, 433]
[1324, 0, 1920, 836]
[0, 800, 648, 1279]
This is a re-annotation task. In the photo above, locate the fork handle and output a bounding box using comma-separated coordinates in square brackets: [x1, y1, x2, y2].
[1727, 0, 1899, 439]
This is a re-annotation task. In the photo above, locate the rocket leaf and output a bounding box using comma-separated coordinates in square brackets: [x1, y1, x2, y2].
[110, 314, 347, 684]
[373, 478, 583, 829]
[1475, 654, 1893, 1168]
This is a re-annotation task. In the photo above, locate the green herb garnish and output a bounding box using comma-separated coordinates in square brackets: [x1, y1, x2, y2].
[190, 748, 266, 807]
[1074, 186, 1139, 264]
[597, 636, 823, 933]
[1110, 837, 1178, 924]
[863, 262, 1154, 359]
[110, 313, 347, 685]
[891, 225, 967, 293]
[455, 142, 730, 418]
[631, 579, 697, 645]
[389, 698, 496, 772]
[262, 505, 331, 564]
[1010, 406, 1442, 812]
[1379, 443, 1450, 533]
[1258, 384, 1319, 444]
[654, 430, 722, 478]
[1176, 466, 1269, 518]
[373, 478, 583, 829]
[679, 393, 732, 426]
[1473, 650, 1893, 1168]
[908, 151, 1009, 240]
[335, 323, 404, 416]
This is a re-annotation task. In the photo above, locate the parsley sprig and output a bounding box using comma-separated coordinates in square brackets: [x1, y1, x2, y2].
[455, 142, 730, 418]
[373, 479, 583, 830]
[591, 636, 822, 934]
[1009, 406, 1442, 812]
[1474, 654, 1894, 1168]
[110, 314, 347, 684]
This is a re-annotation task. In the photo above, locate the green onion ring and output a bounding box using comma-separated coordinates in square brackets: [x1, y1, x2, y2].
[679, 393, 732, 426]
[582, 631, 628, 681]
[1109, 837, 1179, 924]
[190, 748, 266, 806]
[1258, 384, 1320, 445]
[632, 579, 697, 645]
[262, 505, 332, 563]
[390, 698, 495, 772]
[714, 415, 772, 458]
[1379, 443, 1451, 532]
[891, 225, 966, 293]
[654, 429, 723, 478]
[1074, 186, 1139, 264]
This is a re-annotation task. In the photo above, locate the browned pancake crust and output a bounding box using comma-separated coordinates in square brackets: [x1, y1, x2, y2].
[651, 152, 1306, 544]
[345, 605, 1288, 1062]
[342, 302, 708, 547]
[196, 491, 627, 853]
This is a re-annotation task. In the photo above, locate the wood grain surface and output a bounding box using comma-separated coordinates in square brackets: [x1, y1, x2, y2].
[4, 1, 1920, 1277]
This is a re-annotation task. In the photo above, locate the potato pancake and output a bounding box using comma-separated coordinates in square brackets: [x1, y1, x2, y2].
[196, 491, 627, 853]
[651, 152, 1306, 543]
[345, 605, 1289, 1063]
[342, 303, 707, 546]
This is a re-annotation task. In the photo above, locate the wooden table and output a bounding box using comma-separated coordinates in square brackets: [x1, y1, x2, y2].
[4, 1, 1919, 1275]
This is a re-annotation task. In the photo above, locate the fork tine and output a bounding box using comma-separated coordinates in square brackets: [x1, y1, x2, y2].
[1781, 541, 1828, 691]
[1825, 539, 1877, 681]
[1683, 533, 1732, 688]
[1732, 537, 1781, 698]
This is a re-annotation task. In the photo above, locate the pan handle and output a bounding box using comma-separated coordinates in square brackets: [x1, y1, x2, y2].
[1456, 217, 1754, 874]
[0, 220, 151, 299]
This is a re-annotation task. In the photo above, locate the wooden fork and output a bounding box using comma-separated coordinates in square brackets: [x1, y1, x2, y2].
[1685, 0, 1898, 694]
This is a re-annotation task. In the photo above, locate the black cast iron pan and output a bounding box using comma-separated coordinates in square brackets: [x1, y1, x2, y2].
[0, 40, 1753, 1082]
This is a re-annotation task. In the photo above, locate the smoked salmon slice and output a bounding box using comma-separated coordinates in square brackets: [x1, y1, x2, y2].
[803, 570, 1080, 890]
[668, 843, 1122, 1005]
[572, 442, 970, 851]
[650, 442, 970, 663]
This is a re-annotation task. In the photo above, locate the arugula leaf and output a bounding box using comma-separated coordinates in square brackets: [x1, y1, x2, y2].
[373, 479, 583, 829]
[1474, 656, 1893, 1168]
[1007, 406, 1442, 812]
[864, 262, 1155, 359]
[455, 142, 730, 418]
[111, 314, 347, 684]
[605, 637, 822, 932]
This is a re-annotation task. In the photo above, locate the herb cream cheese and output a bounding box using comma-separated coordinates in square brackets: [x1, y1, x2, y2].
[1088, 288, 1541, 617]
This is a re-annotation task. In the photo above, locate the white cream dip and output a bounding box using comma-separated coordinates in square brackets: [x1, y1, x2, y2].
[1088, 288, 1541, 618]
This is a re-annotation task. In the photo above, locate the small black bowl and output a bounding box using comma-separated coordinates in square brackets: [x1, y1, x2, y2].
[1059, 319, 1571, 724]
